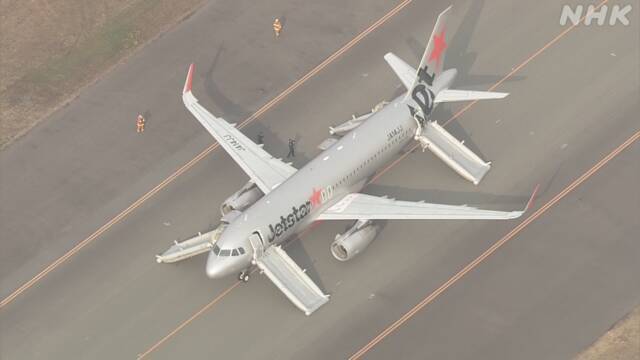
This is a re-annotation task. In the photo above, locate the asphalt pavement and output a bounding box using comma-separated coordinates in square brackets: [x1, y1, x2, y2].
[1, 0, 638, 359]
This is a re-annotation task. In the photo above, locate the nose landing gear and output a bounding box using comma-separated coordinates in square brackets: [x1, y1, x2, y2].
[238, 265, 256, 283]
[238, 271, 250, 282]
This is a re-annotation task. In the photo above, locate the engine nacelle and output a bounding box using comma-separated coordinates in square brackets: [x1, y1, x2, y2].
[330, 220, 380, 261]
[220, 181, 263, 215]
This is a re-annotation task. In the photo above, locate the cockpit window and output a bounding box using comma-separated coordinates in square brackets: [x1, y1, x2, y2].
[214, 244, 246, 257]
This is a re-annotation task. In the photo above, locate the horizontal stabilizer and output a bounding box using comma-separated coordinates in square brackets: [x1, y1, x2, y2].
[384, 52, 416, 90]
[435, 89, 509, 103]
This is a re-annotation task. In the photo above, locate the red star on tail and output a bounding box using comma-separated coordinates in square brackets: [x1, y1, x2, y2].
[309, 188, 322, 207]
[428, 29, 447, 68]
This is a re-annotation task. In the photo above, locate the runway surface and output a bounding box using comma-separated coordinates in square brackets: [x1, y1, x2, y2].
[1, 0, 638, 359]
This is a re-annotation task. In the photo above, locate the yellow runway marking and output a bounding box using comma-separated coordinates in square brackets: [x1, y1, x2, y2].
[0, 0, 413, 309]
[137, 0, 616, 357]
[350, 3, 616, 355]
[137, 281, 242, 359]
[373, 0, 610, 183]
[137, 222, 323, 359]
[350, 128, 639, 359]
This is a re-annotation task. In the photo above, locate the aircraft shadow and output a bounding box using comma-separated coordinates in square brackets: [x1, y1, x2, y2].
[204, 43, 251, 123]
[283, 218, 390, 294]
[282, 232, 327, 292]
[205, 43, 312, 167]
[363, 183, 529, 208]
[431, 105, 487, 160]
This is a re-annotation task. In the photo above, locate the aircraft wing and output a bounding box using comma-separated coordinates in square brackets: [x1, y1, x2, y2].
[318, 187, 538, 220]
[182, 64, 296, 194]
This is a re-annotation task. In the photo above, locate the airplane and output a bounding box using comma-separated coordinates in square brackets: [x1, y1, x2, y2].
[161, 6, 537, 315]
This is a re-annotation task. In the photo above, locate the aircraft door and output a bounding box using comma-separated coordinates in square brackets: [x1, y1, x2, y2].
[248, 231, 265, 260]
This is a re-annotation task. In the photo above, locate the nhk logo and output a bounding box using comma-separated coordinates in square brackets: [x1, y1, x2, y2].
[560, 4, 632, 26]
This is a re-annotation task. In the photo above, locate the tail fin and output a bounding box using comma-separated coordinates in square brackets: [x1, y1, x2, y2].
[406, 5, 451, 94]
[386, 6, 509, 107]
[402, 5, 452, 118]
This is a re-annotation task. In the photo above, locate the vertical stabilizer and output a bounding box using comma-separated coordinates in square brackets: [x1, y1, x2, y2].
[407, 5, 451, 93]
[404, 5, 452, 119]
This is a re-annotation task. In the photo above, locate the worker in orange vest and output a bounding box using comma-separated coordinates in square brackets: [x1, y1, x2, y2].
[273, 18, 283, 37]
[136, 114, 146, 133]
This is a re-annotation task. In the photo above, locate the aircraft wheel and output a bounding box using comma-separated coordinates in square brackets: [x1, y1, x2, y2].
[239, 271, 250, 282]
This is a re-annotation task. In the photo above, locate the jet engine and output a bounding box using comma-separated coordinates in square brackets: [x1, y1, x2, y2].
[220, 181, 263, 215]
[330, 219, 380, 261]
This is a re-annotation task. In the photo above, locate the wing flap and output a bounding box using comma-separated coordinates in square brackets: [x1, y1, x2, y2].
[318, 189, 537, 220]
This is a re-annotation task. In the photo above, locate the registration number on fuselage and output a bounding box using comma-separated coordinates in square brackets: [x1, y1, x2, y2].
[386, 125, 403, 142]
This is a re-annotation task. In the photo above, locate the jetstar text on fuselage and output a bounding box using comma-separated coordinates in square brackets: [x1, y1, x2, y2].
[266, 188, 324, 242]
[266, 201, 312, 242]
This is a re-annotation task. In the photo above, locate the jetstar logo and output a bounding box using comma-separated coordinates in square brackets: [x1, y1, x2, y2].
[309, 188, 322, 206]
[428, 29, 447, 68]
[408, 65, 435, 126]
[266, 189, 322, 242]
[407, 29, 446, 125]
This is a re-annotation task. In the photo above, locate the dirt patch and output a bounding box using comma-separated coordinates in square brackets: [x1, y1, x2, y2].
[576, 305, 640, 360]
[0, 0, 205, 149]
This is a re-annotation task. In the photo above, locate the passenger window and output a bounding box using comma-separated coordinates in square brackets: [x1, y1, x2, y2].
[220, 249, 231, 256]
[232, 249, 239, 256]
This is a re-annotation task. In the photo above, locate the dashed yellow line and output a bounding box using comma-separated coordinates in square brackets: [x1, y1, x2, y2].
[350, 128, 639, 359]
[0, 0, 414, 310]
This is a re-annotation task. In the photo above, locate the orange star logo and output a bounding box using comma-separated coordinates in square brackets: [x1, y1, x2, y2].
[428, 29, 447, 68]
[309, 188, 322, 207]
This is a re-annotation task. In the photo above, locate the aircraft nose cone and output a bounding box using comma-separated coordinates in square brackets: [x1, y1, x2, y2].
[205, 253, 227, 279]
[205, 248, 251, 279]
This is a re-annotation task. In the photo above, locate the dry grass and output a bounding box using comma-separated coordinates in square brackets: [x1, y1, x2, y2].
[576, 305, 640, 360]
[0, 0, 205, 149]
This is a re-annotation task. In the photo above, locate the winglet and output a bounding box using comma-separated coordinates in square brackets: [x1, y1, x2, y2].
[524, 184, 540, 212]
[183, 63, 195, 94]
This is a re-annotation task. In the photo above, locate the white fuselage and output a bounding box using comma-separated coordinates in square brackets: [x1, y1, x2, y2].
[205, 86, 445, 278]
